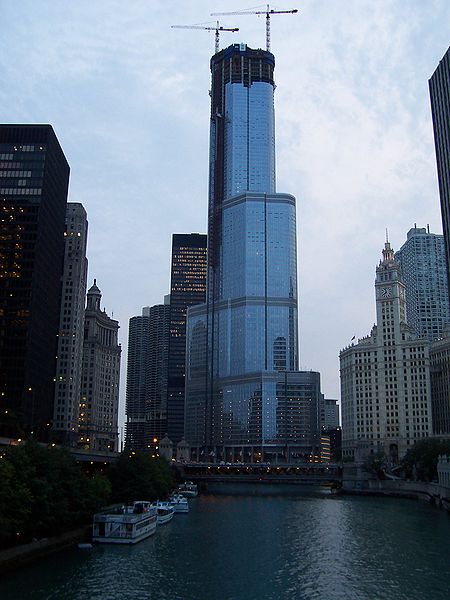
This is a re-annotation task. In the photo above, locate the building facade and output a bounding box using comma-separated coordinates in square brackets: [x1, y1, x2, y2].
[395, 225, 449, 342]
[79, 281, 121, 451]
[430, 48, 450, 306]
[0, 125, 69, 440]
[167, 233, 207, 444]
[125, 301, 170, 450]
[185, 44, 316, 461]
[429, 329, 450, 435]
[340, 241, 432, 463]
[53, 203, 88, 445]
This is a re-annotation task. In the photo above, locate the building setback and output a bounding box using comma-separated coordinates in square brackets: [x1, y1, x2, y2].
[395, 225, 449, 342]
[53, 203, 88, 445]
[79, 281, 121, 451]
[167, 233, 207, 444]
[125, 302, 170, 450]
[184, 43, 326, 463]
[429, 48, 450, 307]
[0, 125, 69, 440]
[340, 241, 432, 462]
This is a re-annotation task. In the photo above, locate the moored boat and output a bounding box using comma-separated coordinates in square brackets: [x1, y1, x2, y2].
[168, 493, 189, 513]
[155, 501, 175, 525]
[93, 501, 157, 544]
[178, 481, 198, 497]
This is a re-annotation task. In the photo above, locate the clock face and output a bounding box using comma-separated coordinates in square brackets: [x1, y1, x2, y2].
[380, 287, 392, 298]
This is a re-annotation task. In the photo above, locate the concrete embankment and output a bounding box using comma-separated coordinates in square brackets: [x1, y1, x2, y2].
[0, 526, 91, 575]
[342, 474, 450, 511]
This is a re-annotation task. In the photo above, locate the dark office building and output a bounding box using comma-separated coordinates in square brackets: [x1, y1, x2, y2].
[126, 302, 170, 450]
[430, 48, 450, 305]
[0, 125, 69, 439]
[167, 233, 207, 444]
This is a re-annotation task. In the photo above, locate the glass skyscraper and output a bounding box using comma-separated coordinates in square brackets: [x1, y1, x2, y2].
[395, 225, 449, 342]
[430, 47, 450, 308]
[185, 44, 312, 461]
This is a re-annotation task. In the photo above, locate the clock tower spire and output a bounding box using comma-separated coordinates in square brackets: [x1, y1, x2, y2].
[375, 239, 407, 343]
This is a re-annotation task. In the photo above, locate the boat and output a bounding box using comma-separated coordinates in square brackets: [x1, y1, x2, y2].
[154, 501, 175, 525]
[168, 493, 189, 513]
[178, 481, 198, 497]
[92, 501, 157, 544]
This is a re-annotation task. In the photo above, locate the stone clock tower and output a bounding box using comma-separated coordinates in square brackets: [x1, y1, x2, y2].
[340, 238, 432, 464]
[375, 240, 407, 341]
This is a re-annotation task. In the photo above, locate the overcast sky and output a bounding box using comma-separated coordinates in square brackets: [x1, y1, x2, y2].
[1, 0, 449, 426]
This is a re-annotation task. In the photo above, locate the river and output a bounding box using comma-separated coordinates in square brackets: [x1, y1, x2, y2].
[1, 486, 449, 600]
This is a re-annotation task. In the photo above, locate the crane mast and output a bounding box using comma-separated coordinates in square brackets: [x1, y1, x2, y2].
[171, 21, 239, 54]
[211, 4, 298, 52]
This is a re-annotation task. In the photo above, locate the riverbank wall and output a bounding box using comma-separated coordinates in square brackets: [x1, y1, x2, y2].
[0, 526, 91, 576]
[342, 464, 450, 509]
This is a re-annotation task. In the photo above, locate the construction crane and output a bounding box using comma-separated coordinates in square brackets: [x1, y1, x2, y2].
[211, 4, 298, 52]
[171, 21, 239, 54]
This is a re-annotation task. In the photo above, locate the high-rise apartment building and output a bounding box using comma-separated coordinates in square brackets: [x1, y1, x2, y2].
[79, 281, 121, 452]
[186, 44, 307, 461]
[0, 125, 69, 440]
[395, 225, 449, 342]
[53, 203, 88, 445]
[430, 48, 450, 305]
[125, 301, 170, 450]
[340, 241, 432, 462]
[167, 233, 207, 444]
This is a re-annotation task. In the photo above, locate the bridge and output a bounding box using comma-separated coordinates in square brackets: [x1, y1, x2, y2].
[177, 462, 342, 486]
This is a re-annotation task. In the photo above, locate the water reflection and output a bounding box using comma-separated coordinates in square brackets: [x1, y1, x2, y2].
[1, 491, 449, 600]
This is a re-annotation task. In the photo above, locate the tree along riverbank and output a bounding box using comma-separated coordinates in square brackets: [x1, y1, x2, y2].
[0, 441, 175, 551]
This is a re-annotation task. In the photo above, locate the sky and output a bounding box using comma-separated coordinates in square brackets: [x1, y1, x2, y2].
[1, 0, 449, 428]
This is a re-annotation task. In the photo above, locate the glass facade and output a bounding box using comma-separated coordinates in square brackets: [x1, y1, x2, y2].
[0, 125, 69, 440]
[430, 49, 450, 304]
[395, 226, 449, 342]
[167, 234, 207, 444]
[185, 45, 305, 452]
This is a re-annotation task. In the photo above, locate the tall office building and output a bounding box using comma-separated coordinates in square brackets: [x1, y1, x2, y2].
[53, 203, 88, 444]
[167, 233, 207, 444]
[186, 44, 305, 461]
[79, 281, 121, 452]
[340, 241, 432, 462]
[125, 301, 170, 450]
[395, 225, 449, 342]
[0, 125, 69, 440]
[430, 48, 450, 305]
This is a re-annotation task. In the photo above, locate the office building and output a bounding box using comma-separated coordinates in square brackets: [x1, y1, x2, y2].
[79, 280, 121, 451]
[429, 327, 450, 435]
[125, 301, 170, 450]
[0, 125, 69, 440]
[340, 241, 432, 463]
[185, 43, 313, 461]
[320, 397, 339, 430]
[53, 203, 88, 445]
[167, 233, 207, 444]
[430, 48, 450, 304]
[395, 225, 449, 342]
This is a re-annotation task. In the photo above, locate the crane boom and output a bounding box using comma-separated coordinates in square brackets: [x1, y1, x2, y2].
[171, 21, 239, 54]
[211, 5, 298, 51]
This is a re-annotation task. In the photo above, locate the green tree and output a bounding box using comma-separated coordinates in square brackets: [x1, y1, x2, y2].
[108, 451, 174, 503]
[363, 450, 387, 478]
[401, 438, 450, 481]
[0, 458, 32, 545]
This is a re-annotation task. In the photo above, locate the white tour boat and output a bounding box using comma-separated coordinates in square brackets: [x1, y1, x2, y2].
[93, 501, 157, 544]
[155, 501, 175, 525]
[168, 493, 189, 513]
[178, 481, 198, 498]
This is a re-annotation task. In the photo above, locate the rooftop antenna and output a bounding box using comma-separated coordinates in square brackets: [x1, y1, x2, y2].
[171, 21, 239, 54]
[211, 4, 298, 52]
